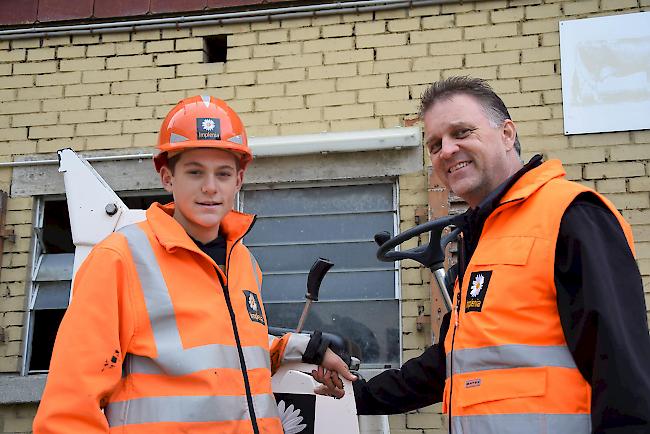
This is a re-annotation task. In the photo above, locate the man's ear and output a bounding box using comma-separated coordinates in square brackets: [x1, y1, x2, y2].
[160, 166, 174, 193]
[501, 119, 517, 151]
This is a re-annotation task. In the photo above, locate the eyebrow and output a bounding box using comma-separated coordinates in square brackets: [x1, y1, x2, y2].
[182, 161, 236, 170]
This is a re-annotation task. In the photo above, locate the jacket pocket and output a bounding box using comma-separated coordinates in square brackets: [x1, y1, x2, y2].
[470, 236, 535, 266]
[457, 366, 547, 408]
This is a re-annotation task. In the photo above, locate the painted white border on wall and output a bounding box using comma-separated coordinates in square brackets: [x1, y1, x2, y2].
[559, 11, 650, 135]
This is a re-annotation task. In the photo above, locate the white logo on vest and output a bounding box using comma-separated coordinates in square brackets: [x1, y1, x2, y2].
[466, 270, 492, 313]
[243, 290, 265, 325]
[470, 274, 485, 297]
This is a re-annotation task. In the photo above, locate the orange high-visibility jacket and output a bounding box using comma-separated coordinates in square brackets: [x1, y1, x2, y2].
[34, 203, 307, 434]
[443, 160, 635, 434]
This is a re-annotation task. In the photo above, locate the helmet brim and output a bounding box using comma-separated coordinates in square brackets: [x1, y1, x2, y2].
[153, 140, 253, 172]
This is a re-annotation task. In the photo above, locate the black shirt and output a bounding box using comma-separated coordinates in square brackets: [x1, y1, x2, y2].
[192, 234, 227, 268]
[354, 156, 650, 433]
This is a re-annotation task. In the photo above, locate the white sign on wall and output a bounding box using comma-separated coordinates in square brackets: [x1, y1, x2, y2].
[559, 11, 650, 135]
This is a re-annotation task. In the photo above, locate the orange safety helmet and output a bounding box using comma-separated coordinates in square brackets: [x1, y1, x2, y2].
[154, 95, 252, 172]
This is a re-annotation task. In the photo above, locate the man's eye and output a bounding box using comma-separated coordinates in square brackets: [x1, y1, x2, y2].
[456, 128, 472, 138]
[217, 172, 232, 178]
[429, 142, 442, 154]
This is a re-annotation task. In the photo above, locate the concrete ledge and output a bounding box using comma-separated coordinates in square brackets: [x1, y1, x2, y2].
[12, 145, 423, 196]
[0, 374, 46, 404]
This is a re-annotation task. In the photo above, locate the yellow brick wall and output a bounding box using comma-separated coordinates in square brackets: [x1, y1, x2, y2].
[0, 404, 37, 434]
[1, 0, 649, 432]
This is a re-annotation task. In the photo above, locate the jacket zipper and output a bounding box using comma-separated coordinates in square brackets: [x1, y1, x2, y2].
[215, 217, 260, 434]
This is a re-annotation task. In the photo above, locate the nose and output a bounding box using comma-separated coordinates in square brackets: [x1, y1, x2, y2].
[201, 175, 218, 194]
[438, 136, 459, 160]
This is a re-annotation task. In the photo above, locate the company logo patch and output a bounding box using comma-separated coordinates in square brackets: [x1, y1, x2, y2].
[243, 290, 265, 325]
[465, 270, 492, 313]
[196, 117, 221, 140]
[465, 378, 481, 388]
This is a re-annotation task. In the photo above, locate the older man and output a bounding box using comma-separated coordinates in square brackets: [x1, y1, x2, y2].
[317, 76, 650, 434]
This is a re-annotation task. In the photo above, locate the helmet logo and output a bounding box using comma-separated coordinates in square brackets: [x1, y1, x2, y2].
[196, 117, 221, 140]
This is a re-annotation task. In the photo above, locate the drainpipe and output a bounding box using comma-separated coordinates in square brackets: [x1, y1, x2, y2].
[0, 0, 458, 40]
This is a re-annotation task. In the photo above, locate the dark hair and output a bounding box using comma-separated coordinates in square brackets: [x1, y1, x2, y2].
[166, 153, 181, 174]
[419, 76, 520, 154]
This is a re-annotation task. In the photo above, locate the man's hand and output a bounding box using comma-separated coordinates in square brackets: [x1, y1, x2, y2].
[312, 348, 357, 398]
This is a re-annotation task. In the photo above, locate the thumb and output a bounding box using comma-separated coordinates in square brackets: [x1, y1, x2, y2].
[341, 368, 357, 382]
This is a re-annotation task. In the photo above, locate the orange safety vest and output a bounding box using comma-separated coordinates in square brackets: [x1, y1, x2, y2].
[34, 203, 288, 434]
[442, 160, 634, 434]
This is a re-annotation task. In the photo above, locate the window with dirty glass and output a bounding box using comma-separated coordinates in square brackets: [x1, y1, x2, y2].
[241, 181, 400, 369]
[24, 193, 169, 374]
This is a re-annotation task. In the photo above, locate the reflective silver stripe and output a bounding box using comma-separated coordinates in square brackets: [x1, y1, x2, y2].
[119, 224, 271, 376]
[446, 344, 577, 377]
[249, 251, 261, 292]
[106, 393, 278, 427]
[451, 413, 590, 434]
[128, 345, 271, 375]
[120, 225, 184, 354]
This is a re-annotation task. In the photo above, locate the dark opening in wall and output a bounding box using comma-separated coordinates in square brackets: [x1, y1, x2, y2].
[26, 192, 171, 373]
[204, 34, 228, 63]
[29, 309, 66, 371]
[43, 200, 74, 254]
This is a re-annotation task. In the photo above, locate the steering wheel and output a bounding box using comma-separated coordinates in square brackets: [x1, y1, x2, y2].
[374, 215, 460, 270]
[374, 215, 461, 311]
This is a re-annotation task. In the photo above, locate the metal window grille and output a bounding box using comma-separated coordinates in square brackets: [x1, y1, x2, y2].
[241, 181, 401, 368]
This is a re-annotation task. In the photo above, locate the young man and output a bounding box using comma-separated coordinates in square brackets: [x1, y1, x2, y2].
[34, 95, 354, 434]
[316, 77, 650, 434]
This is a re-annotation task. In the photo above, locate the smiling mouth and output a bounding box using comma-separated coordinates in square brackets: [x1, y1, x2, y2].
[448, 161, 471, 174]
[197, 201, 222, 207]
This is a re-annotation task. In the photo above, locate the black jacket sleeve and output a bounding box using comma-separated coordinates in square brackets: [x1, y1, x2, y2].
[353, 312, 450, 415]
[555, 193, 650, 434]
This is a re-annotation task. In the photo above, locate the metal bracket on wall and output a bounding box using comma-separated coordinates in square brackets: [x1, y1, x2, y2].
[0, 191, 16, 285]
[416, 305, 427, 332]
[426, 168, 450, 344]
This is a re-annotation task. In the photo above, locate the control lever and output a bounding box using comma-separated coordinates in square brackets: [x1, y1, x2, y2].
[296, 258, 334, 333]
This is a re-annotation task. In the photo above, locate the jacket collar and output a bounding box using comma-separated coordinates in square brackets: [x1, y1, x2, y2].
[145, 202, 256, 253]
[499, 157, 565, 205]
[458, 155, 563, 255]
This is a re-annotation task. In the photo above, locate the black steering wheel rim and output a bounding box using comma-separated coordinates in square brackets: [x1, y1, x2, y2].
[375, 214, 461, 269]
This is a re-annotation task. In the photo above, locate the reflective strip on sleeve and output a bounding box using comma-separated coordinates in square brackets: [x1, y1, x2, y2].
[451, 412, 590, 434]
[106, 393, 278, 427]
[446, 344, 577, 378]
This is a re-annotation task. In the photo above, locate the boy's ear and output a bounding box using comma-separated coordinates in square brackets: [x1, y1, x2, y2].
[235, 169, 244, 193]
[159, 166, 174, 193]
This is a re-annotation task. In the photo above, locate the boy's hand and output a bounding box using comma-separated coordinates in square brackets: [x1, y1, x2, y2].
[312, 348, 357, 398]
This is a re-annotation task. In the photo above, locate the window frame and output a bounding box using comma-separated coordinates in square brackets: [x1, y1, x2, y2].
[239, 177, 403, 369]
[21, 190, 171, 375]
